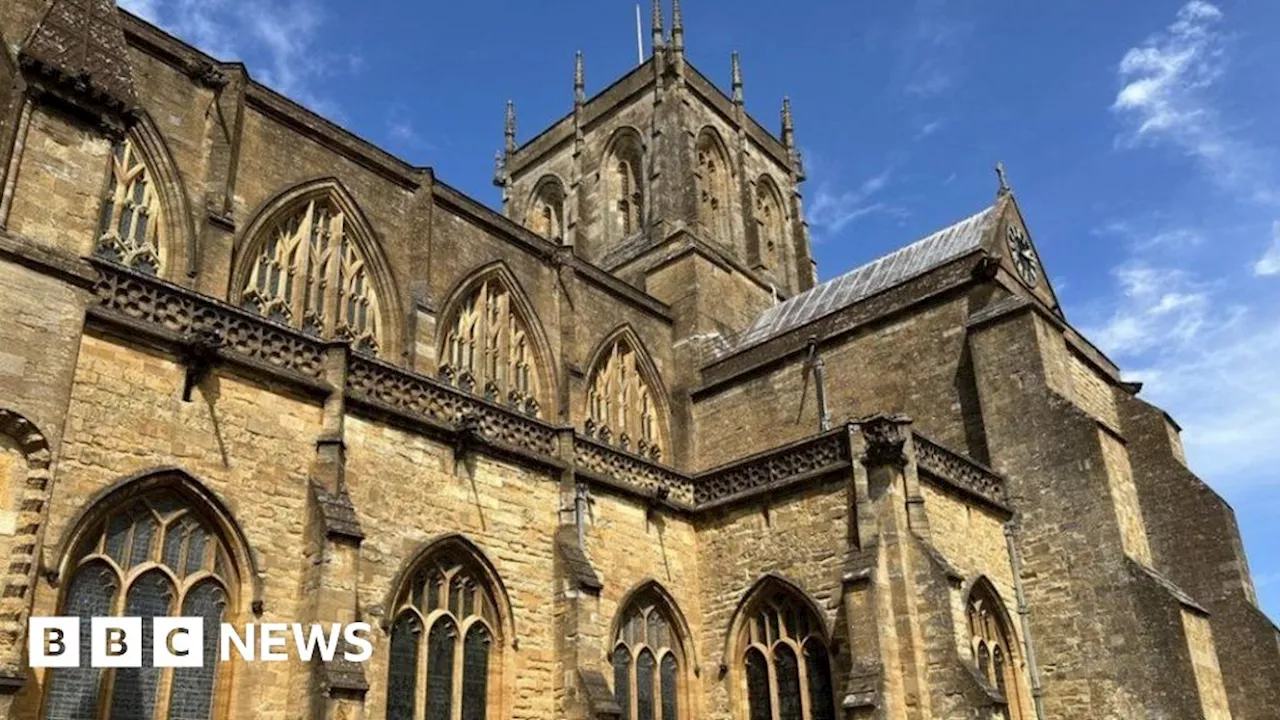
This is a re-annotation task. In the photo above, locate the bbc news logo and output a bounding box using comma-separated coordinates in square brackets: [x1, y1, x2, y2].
[29, 618, 373, 668]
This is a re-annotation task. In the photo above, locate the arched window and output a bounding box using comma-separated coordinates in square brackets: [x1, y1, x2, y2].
[439, 270, 544, 417]
[96, 136, 165, 274]
[695, 130, 732, 244]
[605, 132, 644, 241]
[966, 579, 1027, 719]
[239, 196, 383, 354]
[611, 586, 687, 720]
[524, 177, 565, 241]
[584, 334, 664, 461]
[386, 541, 505, 720]
[43, 490, 237, 720]
[738, 584, 835, 720]
[754, 177, 786, 273]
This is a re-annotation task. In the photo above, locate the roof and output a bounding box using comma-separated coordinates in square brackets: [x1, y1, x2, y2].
[728, 204, 997, 353]
[20, 0, 138, 112]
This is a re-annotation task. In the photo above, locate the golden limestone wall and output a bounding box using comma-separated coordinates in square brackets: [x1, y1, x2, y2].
[1180, 608, 1232, 720]
[1098, 429, 1154, 566]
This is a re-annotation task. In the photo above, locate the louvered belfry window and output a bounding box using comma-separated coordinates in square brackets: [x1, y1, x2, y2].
[612, 593, 683, 720]
[741, 590, 836, 720]
[96, 137, 165, 274]
[240, 198, 382, 354]
[440, 276, 541, 416]
[43, 492, 234, 720]
[386, 551, 500, 720]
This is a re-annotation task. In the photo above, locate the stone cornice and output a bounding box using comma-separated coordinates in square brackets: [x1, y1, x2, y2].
[87, 260, 1007, 513]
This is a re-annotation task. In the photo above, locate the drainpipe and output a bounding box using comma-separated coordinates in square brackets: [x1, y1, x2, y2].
[807, 336, 831, 431]
[1005, 520, 1046, 720]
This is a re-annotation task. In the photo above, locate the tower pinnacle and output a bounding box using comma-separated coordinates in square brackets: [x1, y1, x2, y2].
[504, 100, 517, 154]
[574, 52, 585, 104]
[652, 0, 665, 50]
[672, 0, 685, 53]
[731, 51, 743, 105]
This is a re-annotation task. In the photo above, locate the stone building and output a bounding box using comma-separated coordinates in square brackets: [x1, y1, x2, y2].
[0, 0, 1275, 718]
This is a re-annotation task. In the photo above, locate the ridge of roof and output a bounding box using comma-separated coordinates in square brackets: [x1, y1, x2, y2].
[727, 204, 998, 354]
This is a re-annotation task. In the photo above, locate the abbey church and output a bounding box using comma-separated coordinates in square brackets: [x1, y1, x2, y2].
[0, 0, 1275, 718]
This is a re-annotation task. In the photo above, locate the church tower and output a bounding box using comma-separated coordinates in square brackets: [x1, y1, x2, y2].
[500, 1, 816, 358]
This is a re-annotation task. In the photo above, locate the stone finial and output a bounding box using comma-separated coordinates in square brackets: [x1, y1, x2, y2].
[672, 0, 685, 52]
[995, 161, 1012, 197]
[731, 51, 743, 105]
[574, 51, 585, 103]
[504, 100, 517, 154]
[781, 96, 795, 146]
[652, 0, 665, 49]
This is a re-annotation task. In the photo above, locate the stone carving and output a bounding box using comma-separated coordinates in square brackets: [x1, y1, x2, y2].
[92, 259, 326, 379]
[694, 430, 850, 505]
[347, 356, 557, 458]
[574, 436, 693, 506]
[861, 414, 909, 467]
[913, 434, 1006, 506]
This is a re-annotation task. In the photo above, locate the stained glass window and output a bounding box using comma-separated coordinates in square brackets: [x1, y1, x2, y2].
[440, 274, 542, 416]
[739, 586, 836, 720]
[240, 197, 382, 354]
[44, 492, 236, 720]
[386, 546, 502, 720]
[96, 137, 166, 274]
[612, 587, 684, 720]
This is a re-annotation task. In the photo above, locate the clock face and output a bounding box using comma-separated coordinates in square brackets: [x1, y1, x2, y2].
[1005, 224, 1039, 287]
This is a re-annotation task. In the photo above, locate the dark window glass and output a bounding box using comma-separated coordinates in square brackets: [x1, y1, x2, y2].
[44, 563, 116, 720]
[636, 650, 655, 720]
[425, 617, 456, 720]
[745, 647, 772, 720]
[659, 653, 678, 720]
[461, 624, 491, 720]
[109, 570, 172, 720]
[105, 513, 131, 564]
[804, 640, 835, 720]
[128, 514, 158, 568]
[775, 644, 803, 720]
[978, 642, 991, 682]
[386, 613, 420, 720]
[613, 646, 632, 720]
[993, 646, 1006, 693]
[167, 580, 226, 720]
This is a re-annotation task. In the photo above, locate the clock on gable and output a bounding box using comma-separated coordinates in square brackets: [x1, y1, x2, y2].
[1005, 223, 1039, 287]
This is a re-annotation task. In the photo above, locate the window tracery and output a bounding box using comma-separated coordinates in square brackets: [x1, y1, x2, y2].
[525, 179, 565, 241]
[696, 131, 732, 243]
[740, 587, 835, 720]
[754, 178, 786, 271]
[96, 137, 165, 274]
[386, 548, 502, 720]
[966, 580, 1027, 719]
[439, 274, 542, 416]
[43, 491, 235, 720]
[240, 198, 382, 354]
[612, 590, 685, 720]
[584, 337, 663, 460]
[606, 134, 644, 240]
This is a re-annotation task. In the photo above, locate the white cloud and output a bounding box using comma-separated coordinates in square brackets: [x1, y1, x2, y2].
[900, 0, 972, 99]
[807, 169, 903, 239]
[1254, 222, 1280, 276]
[118, 0, 352, 115]
[915, 119, 944, 140]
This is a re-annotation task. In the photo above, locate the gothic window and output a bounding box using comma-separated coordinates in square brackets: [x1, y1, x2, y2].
[0, 433, 22, 536]
[524, 177, 565, 241]
[754, 177, 786, 272]
[611, 588, 685, 720]
[966, 579, 1027, 719]
[606, 133, 644, 241]
[739, 587, 835, 720]
[439, 273, 543, 416]
[240, 197, 382, 354]
[695, 130, 732, 244]
[96, 137, 165, 274]
[43, 491, 235, 720]
[584, 336, 663, 460]
[386, 546, 503, 720]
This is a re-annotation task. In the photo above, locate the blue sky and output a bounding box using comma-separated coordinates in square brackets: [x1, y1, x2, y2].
[120, 0, 1280, 619]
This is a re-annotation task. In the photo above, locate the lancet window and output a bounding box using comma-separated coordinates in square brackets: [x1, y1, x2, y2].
[612, 590, 685, 720]
[741, 588, 835, 720]
[525, 178, 565, 241]
[584, 338, 662, 460]
[606, 134, 644, 240]
[696, 131, 732, 243]
[439, 275, 541, 416]
[239, 198, 382, 353]
[754, 177, 786, 271]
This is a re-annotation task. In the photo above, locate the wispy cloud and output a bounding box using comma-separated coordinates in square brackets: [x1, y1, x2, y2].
[915, 119, 944, 140]
[807, 168, 906, 241]
[1255, 222, 1280, 276]
[118, 0, 355, 116]
[900, 0, 974, 99]
[1111, 1, 1276, 204]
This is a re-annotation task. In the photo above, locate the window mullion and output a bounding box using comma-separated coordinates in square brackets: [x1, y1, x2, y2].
[325, 211, 345, 338]
[767, 652, 781, 720]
